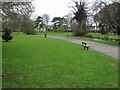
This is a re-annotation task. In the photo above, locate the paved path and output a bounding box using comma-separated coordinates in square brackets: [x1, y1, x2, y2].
[39, 35, 119, 60]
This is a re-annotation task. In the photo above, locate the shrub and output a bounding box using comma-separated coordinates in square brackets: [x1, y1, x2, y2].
[23, 28, 37, 35]
[74, 31, 87, 36]
[84, 34, 93, 38]
[2, 29, 13, 42]
[56, 27, 65, 32]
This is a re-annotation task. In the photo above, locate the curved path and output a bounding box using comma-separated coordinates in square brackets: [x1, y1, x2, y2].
[39, 35, 119, 60]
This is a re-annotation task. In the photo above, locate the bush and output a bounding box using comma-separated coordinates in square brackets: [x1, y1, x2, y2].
[100, 30, 107, 35]
[2, 29, 13, 42]
[23, 28, 37, 35]
[56, 27, 65, 32]
[84, 34, 93, 38]
[74, 31, 87, 36]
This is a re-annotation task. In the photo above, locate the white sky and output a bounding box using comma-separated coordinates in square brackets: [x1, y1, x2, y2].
[31, 0, 103, 21]
[31, 0, 71, 20]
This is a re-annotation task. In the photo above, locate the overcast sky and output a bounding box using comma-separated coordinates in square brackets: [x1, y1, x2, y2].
[31, 0, 96, 20]
[31, 0, 70, 20]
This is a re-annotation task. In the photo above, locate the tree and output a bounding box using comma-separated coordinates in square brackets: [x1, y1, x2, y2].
[63, 14, 73, 31]
[42, 14, 50, 26]
[1, 1, 34, 33]
[99, 22, 106, 34]
[93, 1, 120, 35]
[2, 29, 13, 42]
[42, 14, 50, 37]
[70, 0, 88, 36]
[51, 17, 66, 31]
[34, 16, 43, 31]
[22, 18, 36, 35]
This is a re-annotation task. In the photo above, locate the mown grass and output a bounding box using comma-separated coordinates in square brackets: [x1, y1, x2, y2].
[2, 34, 118, 88]
[38, 32, 120, 39]
[66, 36, 119, 46]
[38, 31, 73, 37]
[88, 33, 120, 39]
[39, 32, 119, 46]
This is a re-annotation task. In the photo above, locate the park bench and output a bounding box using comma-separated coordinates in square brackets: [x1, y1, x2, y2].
[82, 42, 90, 50]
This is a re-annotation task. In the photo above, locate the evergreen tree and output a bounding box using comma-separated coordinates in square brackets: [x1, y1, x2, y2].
[2, 29, 13, 42]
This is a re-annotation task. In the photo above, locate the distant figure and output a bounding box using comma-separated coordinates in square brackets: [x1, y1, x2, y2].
[44, 34, 47, 37]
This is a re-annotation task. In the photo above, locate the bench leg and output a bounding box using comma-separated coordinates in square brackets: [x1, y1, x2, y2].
[86, 47, 88, 50]
[84, 47, 86, 50]
[83, 46, 88, 50]
[83, 46, 90, 50]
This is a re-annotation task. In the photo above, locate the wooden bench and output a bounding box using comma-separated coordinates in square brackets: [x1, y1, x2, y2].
[82, 42, 90, 50]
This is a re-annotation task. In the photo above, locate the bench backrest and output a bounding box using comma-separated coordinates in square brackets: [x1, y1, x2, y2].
[82, 42, 86, 46]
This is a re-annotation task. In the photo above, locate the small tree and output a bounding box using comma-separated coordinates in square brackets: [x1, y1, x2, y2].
[2, 29, 13, 42]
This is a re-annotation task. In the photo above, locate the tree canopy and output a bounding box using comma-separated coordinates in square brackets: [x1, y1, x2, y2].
[1, 1, 34, 32]
[94, 2, 120, 35]
[51, 17, 67, 31]
[70, 0, 88, 36]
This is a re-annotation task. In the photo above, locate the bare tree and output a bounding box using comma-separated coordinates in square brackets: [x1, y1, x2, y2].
[63, 13, 73, 31]
[70, 0, 88, 36]
[42, 14, 50, 37]
[1, 1, 34, 32]
[93, 1, 120, 35]
[2, 1, 34, 19]
[42, 14, 50, 27]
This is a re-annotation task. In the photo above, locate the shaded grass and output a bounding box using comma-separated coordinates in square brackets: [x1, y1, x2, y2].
[2, 34, 118, 88]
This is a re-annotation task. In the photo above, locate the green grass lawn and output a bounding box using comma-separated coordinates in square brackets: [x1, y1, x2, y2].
[39, 32, 119, 46]
[88, 33, 120, 39]
[38, 32, 120, 39]
[66, 36, 119, 46]
[2, 34, 118, 88]
[38, 31, 73, 37]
